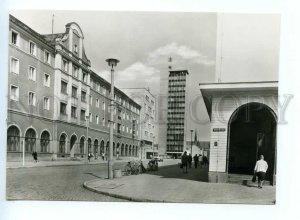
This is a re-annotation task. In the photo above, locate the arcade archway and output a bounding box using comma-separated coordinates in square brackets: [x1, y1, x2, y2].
[227, 102, 276, 182]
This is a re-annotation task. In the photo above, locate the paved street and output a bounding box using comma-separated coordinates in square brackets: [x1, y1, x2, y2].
[6, 163, 128, 201]
[84, 164, 276, 204]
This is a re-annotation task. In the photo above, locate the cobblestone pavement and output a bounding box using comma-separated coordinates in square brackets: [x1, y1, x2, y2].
[6, 163, 128, 201]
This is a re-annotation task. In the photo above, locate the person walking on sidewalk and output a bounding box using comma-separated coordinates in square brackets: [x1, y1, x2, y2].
[32, 151, 38, 163]
[101, 152, 105, 160]
[193, 154, 199, 168]
[181, 151, 188, 173]
[188, 154, 192, 168]
[198, 154, 203, 168]
[254, 155, 268, 188]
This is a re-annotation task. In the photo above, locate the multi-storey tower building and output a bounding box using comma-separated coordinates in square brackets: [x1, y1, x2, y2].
[166, 70, 189, 158]
[7, 15, 141, 162]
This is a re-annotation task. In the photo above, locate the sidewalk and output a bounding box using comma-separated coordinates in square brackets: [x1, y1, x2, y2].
[83, 165, 276, 204]
[6, 158, 180, 169]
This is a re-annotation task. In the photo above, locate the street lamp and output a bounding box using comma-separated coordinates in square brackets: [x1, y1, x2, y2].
[190, 130, 194, 156]
[85, 114, 90, 164]
[152, 135, 155, 159]
[106, 58, 119, 179]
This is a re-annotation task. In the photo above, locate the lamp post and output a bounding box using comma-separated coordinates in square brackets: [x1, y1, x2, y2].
[152, 135, 155, 159]
[106, 58, 119, 179]
[85, 114, 90, 164]
[190, 130, 194, 156]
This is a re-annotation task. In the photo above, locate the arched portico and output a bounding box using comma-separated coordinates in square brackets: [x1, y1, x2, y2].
[227, 102, 277, 183]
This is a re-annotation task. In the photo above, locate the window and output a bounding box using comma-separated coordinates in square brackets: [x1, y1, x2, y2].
[117, 123, 121, 133]
[126, 127, 129, 133]
[102, 118, 105, 126]
[44, 50, 51, 64]
[89, 95, 92, 105]
[122, 125, 125, 132]
[80, 109, 86, 120]
[71, 106, 77, 118]
[10, 85, 19, 101]
[11, 30, 19, 46]
[60, 102, 67, 115]
[96, 82, 100, 92]
[74, 44, 78, 53]
[72, 86, 77, 98]
[61, 81, 68, 94]
[44, 73, 50, 87]
[89, 113, 92, 122]
[146, 95, 150, 101]
[96, 115, 99, 124]
[29, 41, 37, 56]
[82, 72, 87, 83]
[62, 59, 68, 72]
[43, 97, 50, 110]
[28, 66, 36, 81]
[113, 122, 116, 130]
[102, 102, 106, 111]
[102, 87, 106, 95]
[73, 65, 78, 78]
[10, 57, 19, 74]
[28, 92, 36, 106]
[90, 78, 94, 88]
[81, 90, 86, 102]
[96, 98, 99, 108]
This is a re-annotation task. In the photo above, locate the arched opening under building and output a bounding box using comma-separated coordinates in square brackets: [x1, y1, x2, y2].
[88, 138, 92, 153]
[121, 144, 124, 156]
[70, 135, 77, 157]
[227, 102, 276, 183]
[40, 130, 50, 153]
[94, 139, 99, 157]
[100, 140, 105, 154]
[7, 126, 20, 152]
[25, 128, 36, 152]
[59, 134, 67, 156]
[80, 137, 85, 156]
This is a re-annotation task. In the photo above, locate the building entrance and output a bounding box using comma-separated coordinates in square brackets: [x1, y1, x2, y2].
[227, 102, 276, 182]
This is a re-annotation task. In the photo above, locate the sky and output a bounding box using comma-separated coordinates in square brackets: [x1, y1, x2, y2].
[10, 10, 280, 141]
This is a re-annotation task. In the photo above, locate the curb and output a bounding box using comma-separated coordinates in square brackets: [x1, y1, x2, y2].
[83, 180, 167, 203]
[6, 160, 127, 169]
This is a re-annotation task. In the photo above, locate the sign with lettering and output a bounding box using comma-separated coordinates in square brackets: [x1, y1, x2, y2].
[213, 128, 226, 132]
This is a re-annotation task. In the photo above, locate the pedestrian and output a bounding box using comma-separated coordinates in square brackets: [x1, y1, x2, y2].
[101, 152, 105, 160]
[181, 151, 188, 173]
[199, 154, 203, 168]
[203, 156, 209, 166]
[193, 154, 199, 168]
[88, 153, 92, 162]
[188, 154, 192, 168]
[32, 151, 38, 163]
[254, 155, 268, 188]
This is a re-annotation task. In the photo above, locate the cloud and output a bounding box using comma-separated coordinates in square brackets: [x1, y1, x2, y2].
[98, 43, 214, 93]
[117, 62, 160, 81]
[147, 42, 215, 66]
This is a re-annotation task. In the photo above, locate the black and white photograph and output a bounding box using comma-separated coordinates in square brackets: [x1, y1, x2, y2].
[6, 9, 280, 204]
[1, 0, 300, 219]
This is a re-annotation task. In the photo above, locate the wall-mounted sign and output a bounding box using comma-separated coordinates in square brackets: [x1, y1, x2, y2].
[213, 128, 226, 132]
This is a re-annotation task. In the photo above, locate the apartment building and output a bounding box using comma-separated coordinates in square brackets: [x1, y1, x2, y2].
[7, 15, 141, 161]
[122, 88, 157, 159]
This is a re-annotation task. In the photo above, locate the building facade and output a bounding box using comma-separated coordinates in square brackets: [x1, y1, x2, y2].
[166, 70, 189, 158]
[121, 88, 157, 159]
[7, 15, 141, 162]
